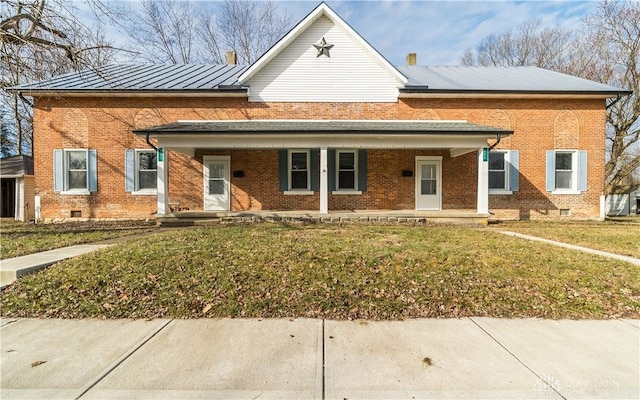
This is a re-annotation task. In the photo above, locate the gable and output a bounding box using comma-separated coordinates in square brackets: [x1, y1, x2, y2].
[242, 13, 405, 103]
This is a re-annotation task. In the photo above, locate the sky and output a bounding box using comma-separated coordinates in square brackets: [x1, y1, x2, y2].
[87, 0, 599, 66]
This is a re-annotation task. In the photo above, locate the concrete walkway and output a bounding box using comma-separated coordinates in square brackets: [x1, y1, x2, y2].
[0, 231, 160, 287]
[495, 230, 640, 266]
[1, 317, 638, 399]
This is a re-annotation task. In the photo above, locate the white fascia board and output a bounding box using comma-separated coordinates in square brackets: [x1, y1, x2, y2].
[157, 134, 489, 150]
[237, 3, 407, 86]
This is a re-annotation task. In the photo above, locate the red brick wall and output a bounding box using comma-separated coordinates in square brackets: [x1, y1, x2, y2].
[32, 96, 605, 220]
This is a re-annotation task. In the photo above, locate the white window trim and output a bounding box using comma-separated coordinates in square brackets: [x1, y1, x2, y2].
[552, 149, 580, 195]
[288, 149, 311, 192]
[335, 149, 358, 192]
[61, 149, 90, 195]
[489, 150, 513, 196]
[284, 190, 314, 195]
[133, 149, 158, 196]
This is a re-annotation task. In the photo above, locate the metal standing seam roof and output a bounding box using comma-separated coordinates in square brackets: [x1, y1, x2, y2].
[10, 64, 248, 91]
[398, 65, 630, 94]
[133, 120, 513, 135]
[9, 64, 630, 95]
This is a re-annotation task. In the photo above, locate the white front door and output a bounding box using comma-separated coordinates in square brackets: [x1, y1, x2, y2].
[203, 156, 230, 211]
[416, 157, 442, 210]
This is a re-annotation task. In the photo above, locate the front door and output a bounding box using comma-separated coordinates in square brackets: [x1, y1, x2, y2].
[203, 156, 230, 211]
[416, 157, 442, 210]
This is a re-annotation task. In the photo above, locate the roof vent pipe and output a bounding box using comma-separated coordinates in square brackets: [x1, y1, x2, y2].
[406, 53, 417, 66]
[226, 51, 237, 65]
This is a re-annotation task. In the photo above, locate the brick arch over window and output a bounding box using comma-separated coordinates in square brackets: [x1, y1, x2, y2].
[133, 108, 163, 129]
[62, 108, 89, 148]
[484, 109, 512, 148]
[554, 109, 580, 149]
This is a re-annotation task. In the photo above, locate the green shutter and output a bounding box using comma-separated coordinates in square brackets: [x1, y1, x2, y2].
[278, 149, 288, 192]
[328, 149, 336, 191]
[357, 149, 368, 192]
[310, 149, 319, 191]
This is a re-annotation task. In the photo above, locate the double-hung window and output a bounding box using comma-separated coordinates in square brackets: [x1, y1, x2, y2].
[53, 149, 97, 194]
[289, 150, 310, 191]
[488, 150, 518, 194]
[336, 150, 357, 191]
[125, 149, 157, 194]
[546, 150, 587, 194]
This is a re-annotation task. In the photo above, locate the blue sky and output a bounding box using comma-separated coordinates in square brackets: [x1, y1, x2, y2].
[92, 0, 599, 66]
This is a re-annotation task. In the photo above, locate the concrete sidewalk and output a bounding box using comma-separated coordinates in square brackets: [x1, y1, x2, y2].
[1, 318, 638, 399]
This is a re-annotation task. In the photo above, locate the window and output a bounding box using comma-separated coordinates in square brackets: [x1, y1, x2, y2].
[546, 150, 587, 194]
[489, 151, 507, 190]
[67, 150, 87, 190]
[554, 152, 573, 190]
[289, 150, 310, 191]
[336, 150, 357, 190]
[488, 150, 519, 194]
[53, 149, 97, 194]
[125, 149, 157, 194]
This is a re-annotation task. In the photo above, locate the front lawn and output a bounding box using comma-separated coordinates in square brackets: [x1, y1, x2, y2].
[1, 224, 638, 320]
[0, 219, 156, 259]
[492, 220, 640, 258]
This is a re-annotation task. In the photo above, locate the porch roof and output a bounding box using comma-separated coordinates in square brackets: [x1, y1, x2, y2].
[133, 119, 513, 136]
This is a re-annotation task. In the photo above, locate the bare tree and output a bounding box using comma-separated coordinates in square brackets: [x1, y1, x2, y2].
[1, 0, 120, 155]
[215, 0, 292, 64]
[127, 0, 198, 63]
[460, 1, 640, 194]
[128, 0, 292, 65]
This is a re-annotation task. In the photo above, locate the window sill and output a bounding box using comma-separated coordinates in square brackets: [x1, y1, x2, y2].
[132, 190, 157, 196]
[489, 190, 513, 195]
[284, 190, 314, 195]
[61, 190, 90, 196]
[332, 190, 362, 195]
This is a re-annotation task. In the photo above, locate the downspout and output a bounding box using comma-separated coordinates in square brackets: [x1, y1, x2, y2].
[488, 133, 502, 150]
[145, 132, 158, 151]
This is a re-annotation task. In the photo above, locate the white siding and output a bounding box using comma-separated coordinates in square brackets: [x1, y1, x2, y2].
[246, 16, 402, 103]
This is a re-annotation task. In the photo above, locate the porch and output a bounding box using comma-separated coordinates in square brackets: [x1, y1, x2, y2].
[156, 209, 489, 227]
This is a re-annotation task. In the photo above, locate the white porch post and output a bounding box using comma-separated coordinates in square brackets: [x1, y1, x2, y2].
[157, 147, 169, 215]
[477, 147, 489, 214]
[320, 147, 328, 214]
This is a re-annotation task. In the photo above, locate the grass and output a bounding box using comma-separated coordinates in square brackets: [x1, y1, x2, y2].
[0, 219, 156, 259]
[1, 223, 638, 320]
[491, 219, 640, 258]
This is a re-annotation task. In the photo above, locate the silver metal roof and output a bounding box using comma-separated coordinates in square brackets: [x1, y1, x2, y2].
[398, 65, 628, 94]
[133, 120, 512, 135]
[11, 64, 247, 92]
[11, 64, 628, 95]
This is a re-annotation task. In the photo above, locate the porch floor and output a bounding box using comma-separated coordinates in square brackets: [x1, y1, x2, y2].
[157, 210, 489, 227]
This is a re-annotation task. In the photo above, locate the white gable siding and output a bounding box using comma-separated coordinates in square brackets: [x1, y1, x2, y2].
[246, 16, 402, 103]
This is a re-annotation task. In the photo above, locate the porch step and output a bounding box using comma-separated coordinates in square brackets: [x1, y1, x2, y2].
[157, 211, 489, 227]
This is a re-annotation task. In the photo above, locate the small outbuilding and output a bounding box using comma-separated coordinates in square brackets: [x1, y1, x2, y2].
[606, 186, 640, 216]
[1, 155, 35, 222]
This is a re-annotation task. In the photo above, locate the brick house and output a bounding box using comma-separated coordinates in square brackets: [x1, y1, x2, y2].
[11, 3, 630, 222]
